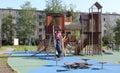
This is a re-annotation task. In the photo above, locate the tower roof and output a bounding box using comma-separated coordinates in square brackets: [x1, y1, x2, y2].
[94, 2, 102, 9]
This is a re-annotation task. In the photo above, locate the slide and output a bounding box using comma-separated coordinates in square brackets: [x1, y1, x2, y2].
[32, 39, 45, 56]
[37, 39, 45, 52]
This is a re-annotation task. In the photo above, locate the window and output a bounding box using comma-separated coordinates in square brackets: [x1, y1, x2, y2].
[39, 35, 42, 39]
[104, 24, 106, 27]
[39, 15, 42, 19]
[104, 18, 105, 21]
[9, 10, 11, 13]
[2, 14, 4, 17]
[39, 28, 42, 32]
[104, 30, 106, 34]
[39, 22, 42, 26]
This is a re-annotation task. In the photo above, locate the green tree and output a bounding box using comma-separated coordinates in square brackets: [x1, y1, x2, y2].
[45, 0, 67, 13]
[69, 4, 79, 22]
[2, 14, 15, 45]
[17, 1, 37, 45]
[45, 0, 78, 22]
[114, 19, 120, 44]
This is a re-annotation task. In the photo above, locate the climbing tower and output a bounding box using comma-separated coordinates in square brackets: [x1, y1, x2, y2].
[76, 2, 103, 55]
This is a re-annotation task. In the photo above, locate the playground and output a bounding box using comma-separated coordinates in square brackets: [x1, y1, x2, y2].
[1, 2, 120, 73]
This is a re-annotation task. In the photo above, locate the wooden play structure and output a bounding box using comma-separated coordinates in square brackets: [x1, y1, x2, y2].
[35, 12, 72, 55]
[75, 2, 102, 55]
[37, 2, 103, 56]
[45, 12, 72, 54]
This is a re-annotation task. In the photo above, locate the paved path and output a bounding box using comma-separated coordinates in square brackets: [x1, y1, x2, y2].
[0, 48, 14, 54]
[0, 48, 14, 73]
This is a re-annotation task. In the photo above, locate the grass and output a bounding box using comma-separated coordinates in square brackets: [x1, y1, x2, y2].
[0, 45, 9, 50]
[0, 45, 37, 51]
[13, 45, 37, 51]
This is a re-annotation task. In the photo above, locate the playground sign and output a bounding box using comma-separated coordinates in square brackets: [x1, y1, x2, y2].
[14, 38, 19, 45]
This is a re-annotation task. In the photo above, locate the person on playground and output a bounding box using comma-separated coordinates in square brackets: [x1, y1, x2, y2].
[55, 27, 62, 58]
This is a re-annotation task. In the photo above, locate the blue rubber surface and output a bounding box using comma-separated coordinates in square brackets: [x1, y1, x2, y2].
[28, 54, 120, 73]
[7, 52, 120, 73]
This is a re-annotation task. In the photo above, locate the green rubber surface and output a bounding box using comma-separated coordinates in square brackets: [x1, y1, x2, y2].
[8, 54, 47, 73]
[77, 51, 120, 64]
[7, 51, 120, 73]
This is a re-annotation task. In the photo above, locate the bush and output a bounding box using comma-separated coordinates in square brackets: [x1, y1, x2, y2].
[2, 39, 13, 45]
[34, 39, 41, 45]
[102, 37, 108, 46]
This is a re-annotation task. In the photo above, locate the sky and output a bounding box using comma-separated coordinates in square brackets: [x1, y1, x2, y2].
[0, 0, 119, 14]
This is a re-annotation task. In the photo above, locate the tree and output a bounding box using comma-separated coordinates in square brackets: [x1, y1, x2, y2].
[45, 0, 67, 13]
[17, 1, 37, 45]
[45, 0, 79, 22]
[68, 4, 79, 22]
[114, 19, 120, 44]
[2, 14, 15, 45]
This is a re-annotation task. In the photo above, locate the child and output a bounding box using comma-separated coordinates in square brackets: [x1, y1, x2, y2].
[55, 28, 62, 58]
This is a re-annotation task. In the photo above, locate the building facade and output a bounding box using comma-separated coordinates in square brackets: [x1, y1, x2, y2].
[0, 8, 120, 41]
[102, 13, 120, 36]
[0, 8, 46, 40]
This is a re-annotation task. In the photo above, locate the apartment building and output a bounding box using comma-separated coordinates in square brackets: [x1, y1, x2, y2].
[0, 8, 120, 41]
[102, 13, 120, 36]
[0, 8, 46, 40]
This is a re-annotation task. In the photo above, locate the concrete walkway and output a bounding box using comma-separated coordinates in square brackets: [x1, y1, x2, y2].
[7, 52, 120, 73]
[0, 48, 14, 54]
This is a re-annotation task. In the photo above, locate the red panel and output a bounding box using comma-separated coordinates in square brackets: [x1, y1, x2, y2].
[46, 13, 65, 34]
[46, 15, 53, 34]
[59, 15, 65, 33]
